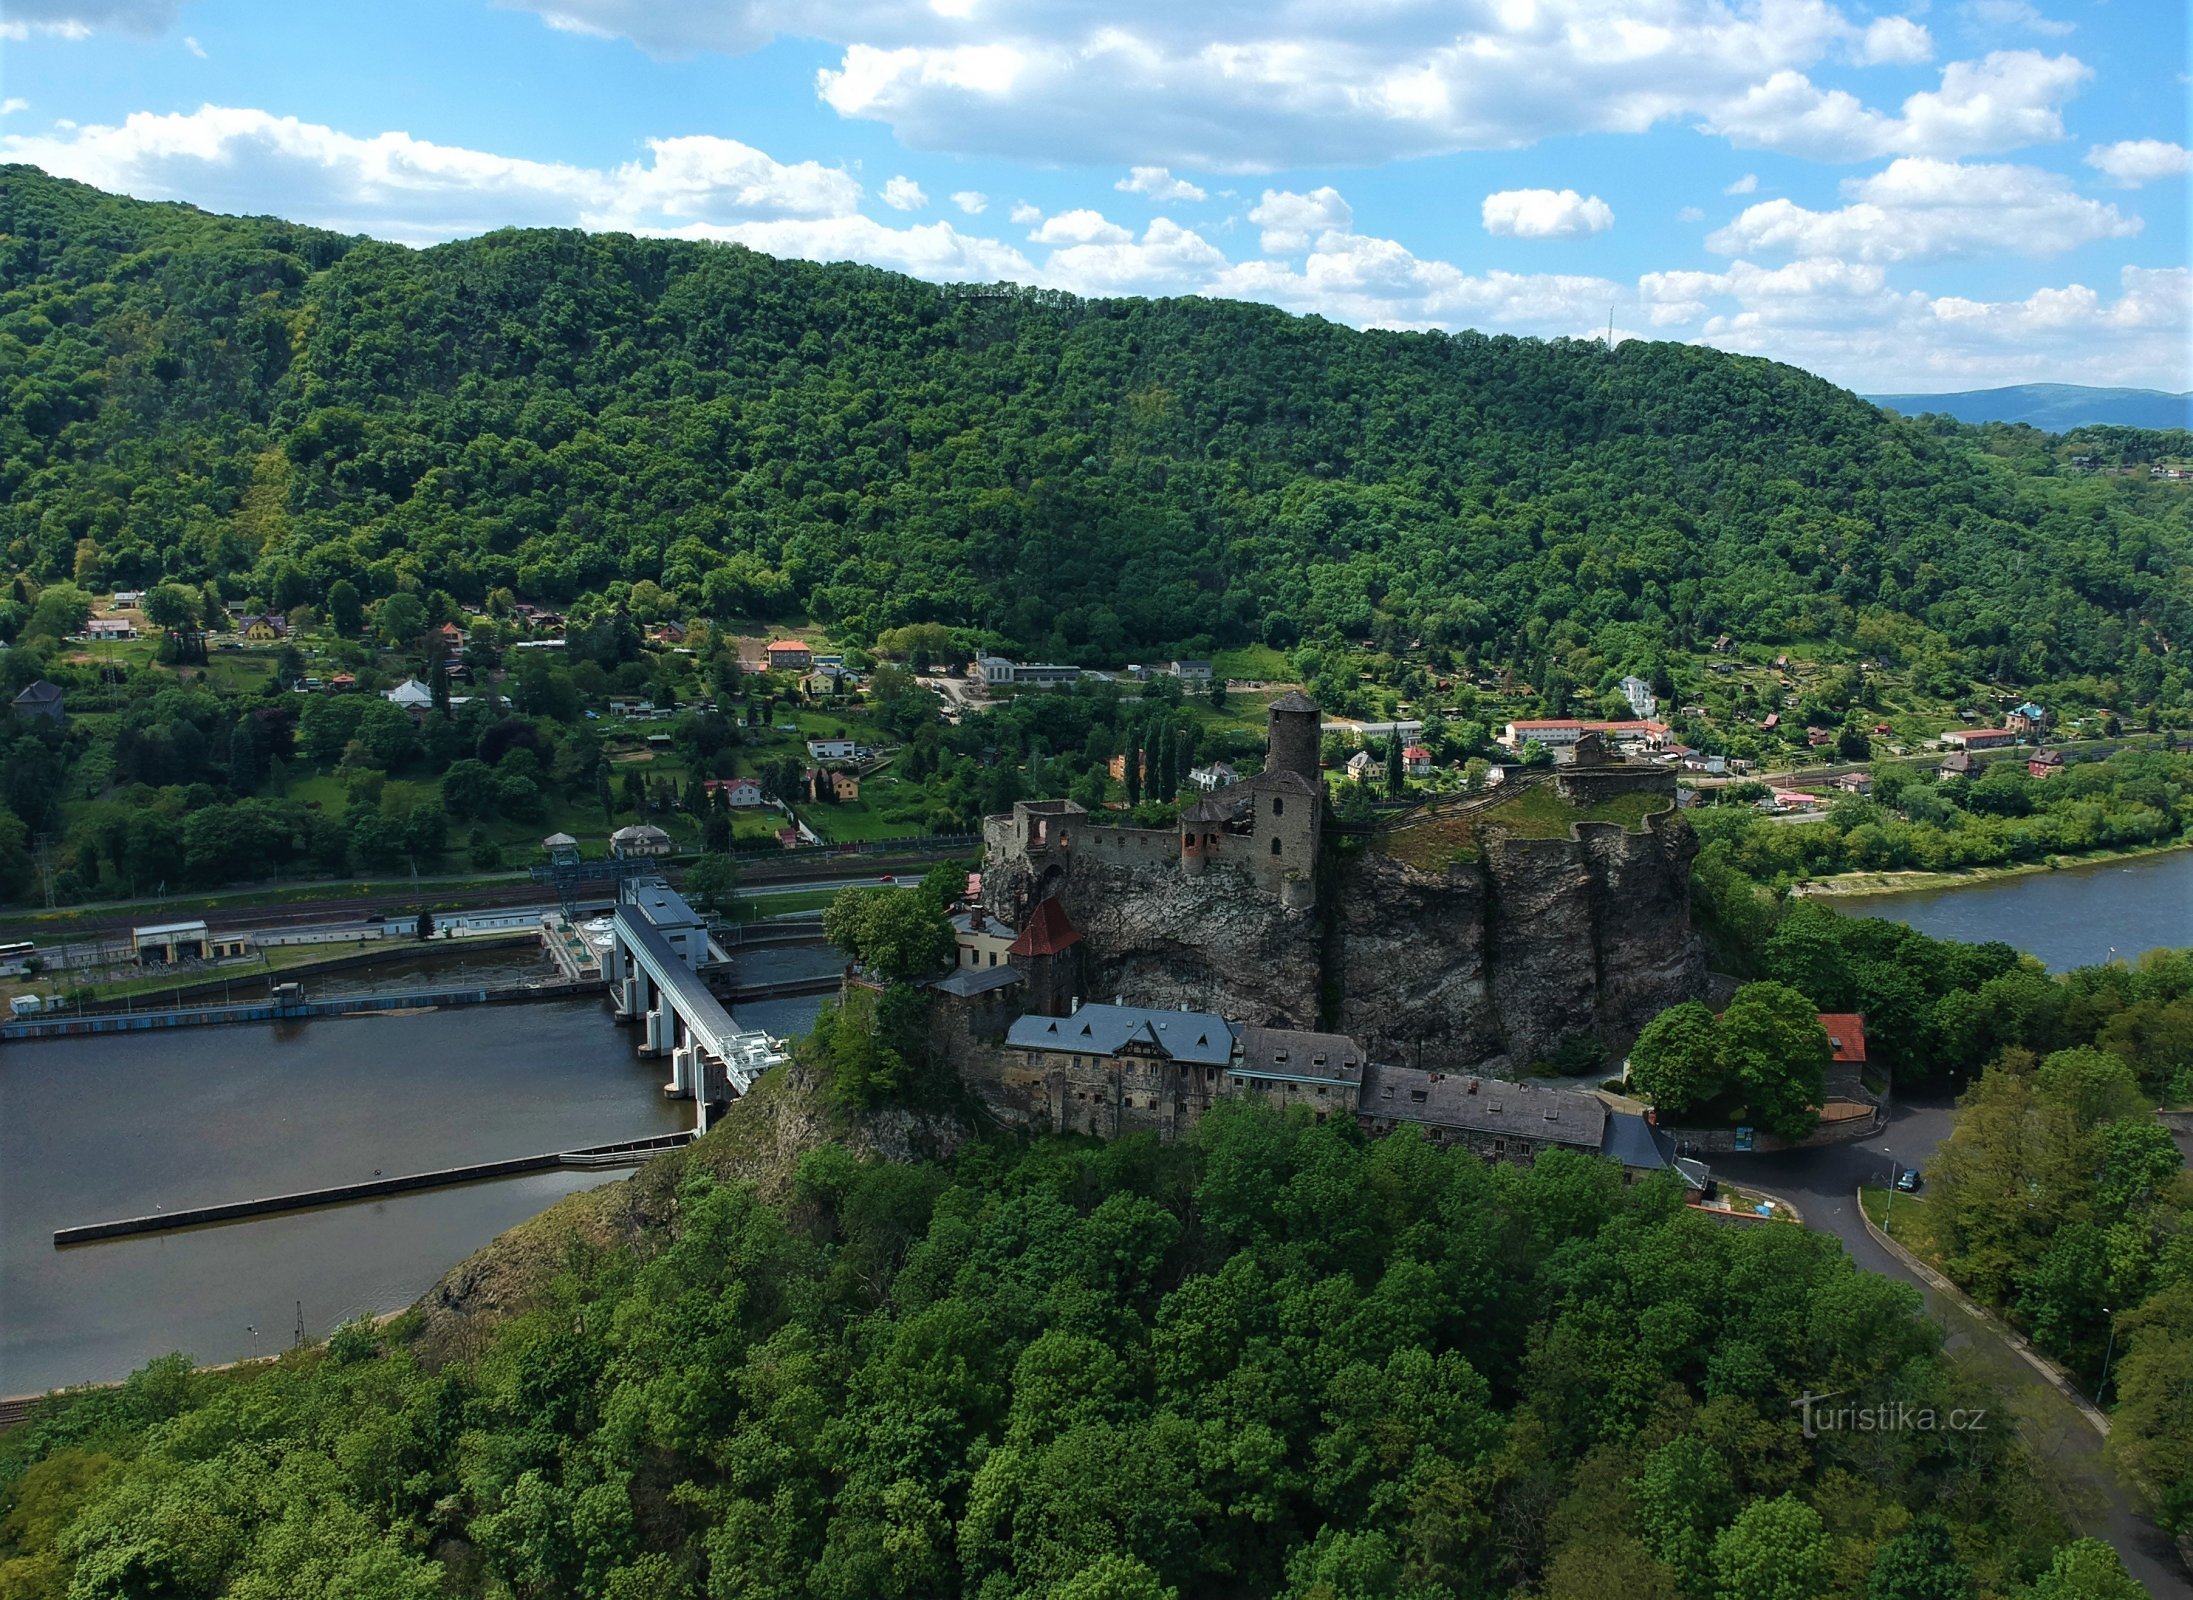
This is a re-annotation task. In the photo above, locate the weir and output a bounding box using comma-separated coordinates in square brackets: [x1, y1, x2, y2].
[604, 877, 788, 1131]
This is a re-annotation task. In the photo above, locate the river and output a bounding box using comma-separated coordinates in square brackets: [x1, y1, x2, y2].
[1831, 847, 2193, 970]
[0, 944, 839, 1395]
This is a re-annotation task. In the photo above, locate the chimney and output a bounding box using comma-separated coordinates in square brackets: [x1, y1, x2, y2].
[1071, 996, 1081, 1014]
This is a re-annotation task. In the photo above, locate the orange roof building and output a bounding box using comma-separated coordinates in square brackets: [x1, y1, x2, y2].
[1818, 1013, 1867, 1065]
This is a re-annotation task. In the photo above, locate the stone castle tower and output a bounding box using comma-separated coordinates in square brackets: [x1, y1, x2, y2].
[1266, 690, 1321, 785]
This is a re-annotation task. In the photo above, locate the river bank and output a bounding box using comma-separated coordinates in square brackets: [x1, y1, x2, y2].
[1831, 846, 2193, 972]
[1796, 837, 2193, 899]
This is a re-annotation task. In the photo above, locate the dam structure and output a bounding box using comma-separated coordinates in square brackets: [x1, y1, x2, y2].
[604, 877, 788, 1130]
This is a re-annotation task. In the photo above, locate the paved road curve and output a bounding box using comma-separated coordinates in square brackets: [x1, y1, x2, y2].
[1714, 1095, 2191, 1598]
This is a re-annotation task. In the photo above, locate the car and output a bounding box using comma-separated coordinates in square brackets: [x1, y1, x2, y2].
[877, 874, 897, 884]
[1894, 1168, 1923, 1193]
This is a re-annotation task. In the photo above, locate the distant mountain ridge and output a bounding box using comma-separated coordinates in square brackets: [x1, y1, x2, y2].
[1866, 383, 2193, 432]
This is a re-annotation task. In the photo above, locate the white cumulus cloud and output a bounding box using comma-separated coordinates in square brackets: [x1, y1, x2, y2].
[2085, 139, 2191, 188]
[880, 174, 927, 210]
[1115, 166, 1206, 203]
[1008, 200, 1040, 224]
[0, 106, 861, 244]
[1027, 207, 1132, 245]
[1707, 156, 2140, 262]
[1857, 15, 1933, 64]
[501, 0, 1994, 170]
[1725, 173, 1758, 194]
[0, 98, 28, 115]
[1702, 49, 2090, 162]
[950, 189, 986, 213]
[1481, 188, 1615, 240]
[1960, 0, 2075, 37]
[1247, 186, 1351, 253]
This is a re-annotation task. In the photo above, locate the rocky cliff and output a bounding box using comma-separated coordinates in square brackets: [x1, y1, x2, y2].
[984, 810, 1706, 1070]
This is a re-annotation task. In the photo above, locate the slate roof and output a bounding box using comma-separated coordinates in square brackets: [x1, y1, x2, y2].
[949, 909, 1016, 941]
[1181, 793, 1241, 824]
[1008, 896, 1083, 958]
[1237, 1026, 1364, 1081]
[12, 680, 63, 712]
[1006, 1003, 1236, 1066]
[1360, 1065, 1608, 1149]
[934, 965, 1026, 998]
[1241, 767, 1321, 796]
[1268, 690, 1319, 713]
[1599, 1110, 1676, 1171]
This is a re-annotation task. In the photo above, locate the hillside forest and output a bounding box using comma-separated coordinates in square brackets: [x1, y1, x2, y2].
[4, 167, 2193, 907]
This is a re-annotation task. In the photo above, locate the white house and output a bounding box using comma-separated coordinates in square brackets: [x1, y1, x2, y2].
[1619, 675, 1658, 719]
[1345, 750, 1378, 783]
[385, 678, 435, 710]
[807, 737, 858, 761]
[1402, 744, 1432, 777]
[1188, 761, 1240, 792]
[714, 777, 766, 808]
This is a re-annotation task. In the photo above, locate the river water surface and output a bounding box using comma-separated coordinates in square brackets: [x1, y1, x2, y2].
[1832, 847, 2193, 970]
[1, 942, 839, 1395]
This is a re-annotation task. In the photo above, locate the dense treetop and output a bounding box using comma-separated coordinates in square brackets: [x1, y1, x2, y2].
[5, 166, 2189, 696]
[0, 1096, 2115, 1599]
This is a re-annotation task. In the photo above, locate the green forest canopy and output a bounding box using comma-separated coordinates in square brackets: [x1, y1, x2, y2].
[0, 1100, 2129, 1600]
[3, 165, 2190, 710]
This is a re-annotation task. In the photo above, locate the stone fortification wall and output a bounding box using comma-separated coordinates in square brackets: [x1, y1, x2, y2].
[1080, 825, 1181, 870]
[1553, 764, 1679, 806]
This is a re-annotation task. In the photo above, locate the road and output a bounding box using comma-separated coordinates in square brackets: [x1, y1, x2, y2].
[1715, 1097, 2191, 1598]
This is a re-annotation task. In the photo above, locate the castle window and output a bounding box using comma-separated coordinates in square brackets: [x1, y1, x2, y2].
[1270, 837, 1282, 856]
[1272, 797, 1284, 817]
[1182, 833, 1194, 850]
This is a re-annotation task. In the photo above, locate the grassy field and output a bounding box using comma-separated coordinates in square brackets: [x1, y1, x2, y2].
[1376, 782, 1673, 872]
[1858, 1185, 1950, 1265]
[1213, 645, 1293, 682]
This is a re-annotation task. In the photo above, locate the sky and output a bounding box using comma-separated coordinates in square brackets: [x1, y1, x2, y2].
[1, 0, 2187, 394]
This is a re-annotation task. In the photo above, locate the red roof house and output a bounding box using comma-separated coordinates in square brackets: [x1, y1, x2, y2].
[1008, 896, 1085, 959]
[1818, 1013, 1868, 1065]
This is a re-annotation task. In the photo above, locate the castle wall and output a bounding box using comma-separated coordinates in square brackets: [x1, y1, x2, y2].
[1080, 825, 1182, 870]
[1553, 765, 1678, 806]
[959, 1043, 1228, 1138]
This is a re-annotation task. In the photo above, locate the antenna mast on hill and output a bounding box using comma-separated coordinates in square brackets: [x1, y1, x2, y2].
[1606, 305, 1615, 354]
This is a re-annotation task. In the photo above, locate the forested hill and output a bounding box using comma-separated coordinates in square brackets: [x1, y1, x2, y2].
[1868, 383, 2193, 433]
[4, 165, 2189, 688]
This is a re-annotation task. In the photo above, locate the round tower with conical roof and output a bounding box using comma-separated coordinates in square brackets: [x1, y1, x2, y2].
[1266, 690, 1321, 784]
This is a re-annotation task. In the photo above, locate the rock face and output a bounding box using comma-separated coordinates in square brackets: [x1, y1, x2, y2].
[984, 810, 1706, 1070]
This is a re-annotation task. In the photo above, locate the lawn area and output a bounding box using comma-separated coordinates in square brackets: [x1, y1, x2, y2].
[804, 774, 935, 843]
[1858, 1185, 1951, 1266]
[1213, 645, 1293, 682]
[1375, 782, 1673, 872]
